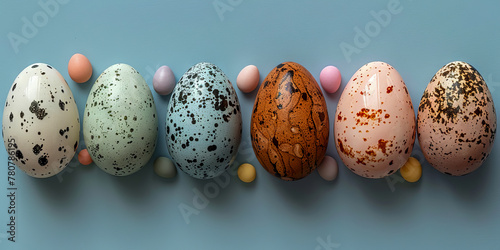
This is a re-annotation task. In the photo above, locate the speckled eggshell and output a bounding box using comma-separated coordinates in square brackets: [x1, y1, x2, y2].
[335, 61, 416, 179]
[83, 64, 158, 176]
[250, 62, 329, 181]
[417, 61, 496, 176]
[2, 63, 80, 178]
[166, 62, 242, 179]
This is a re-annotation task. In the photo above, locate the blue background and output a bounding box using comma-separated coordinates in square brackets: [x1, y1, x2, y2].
[1, 0, 499, 249]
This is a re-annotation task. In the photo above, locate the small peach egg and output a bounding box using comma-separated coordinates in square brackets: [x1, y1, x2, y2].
[320, 66, 341, 94]
[68, 53, 92, 83]
[153, 66, 176, 95]
[78, 149, 93, 165]
[399, 157, 421, 182]
[237, 65, 260, 93]
[317, 156, 338, 181]
[154, 157, 177, 178]
[238, 163, 256, 183]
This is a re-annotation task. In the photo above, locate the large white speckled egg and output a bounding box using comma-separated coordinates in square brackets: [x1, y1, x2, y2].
[166, 62, 242, 179]
[335, 61, 416, 179]
[417, 61, 496, 176]
[83, 64, 158, 176]
[2, 63, 80, 178]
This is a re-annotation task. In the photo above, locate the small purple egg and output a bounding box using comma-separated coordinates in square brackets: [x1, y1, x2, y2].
[153, 66, 176, 95]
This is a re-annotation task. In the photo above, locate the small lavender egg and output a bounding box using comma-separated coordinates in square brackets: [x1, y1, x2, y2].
[153, 66, 176, 95]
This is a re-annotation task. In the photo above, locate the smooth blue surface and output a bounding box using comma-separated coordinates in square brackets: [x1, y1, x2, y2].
[1, 0, 499, 249]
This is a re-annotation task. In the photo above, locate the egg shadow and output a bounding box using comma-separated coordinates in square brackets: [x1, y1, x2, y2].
[30, 158, 84, 207]
[110, 162, 155, 203]
[349, 169, 419, 216]
[436, 158, 492, 203]
[268, 170, 336, 212]
[181, 170, 240, 206]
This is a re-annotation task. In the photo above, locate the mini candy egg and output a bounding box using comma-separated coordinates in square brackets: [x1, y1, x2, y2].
[238, 163, 256, 183]
[237, 65, 260, 93]
[68, 53, 92, 83]
[320, 66, 342, 94]
[2, 63, 80, 178]
[78, 149, 93, 166]
[335, 61, 416, 179]
[417, 61, 497, 176]
[154, 157, 177, 178]
[153, 66, 176, 95]
[317, 155, 338, 181]
[83, 64, 158, 176]
[166, 62, 242, 179]
[399, 157, 421, 182]
[251, 62, 329, 181]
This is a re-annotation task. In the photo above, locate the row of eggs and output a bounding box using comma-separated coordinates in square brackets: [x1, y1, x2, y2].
[2, 61, 497, 181]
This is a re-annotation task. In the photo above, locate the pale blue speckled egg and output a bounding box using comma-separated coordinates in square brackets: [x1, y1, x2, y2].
[83, 64, 158, 176]
[166, 62, 242, 179]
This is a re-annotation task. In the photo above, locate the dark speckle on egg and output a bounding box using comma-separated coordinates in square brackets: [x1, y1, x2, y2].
[251, 62, 329, 181]
[417, 61, 497, 176]
[3, 63, 80, 178]
[83, 64, 158, 176]
[166, 62, 242, 179]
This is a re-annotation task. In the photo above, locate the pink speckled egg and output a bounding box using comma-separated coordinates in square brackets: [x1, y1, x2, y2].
[417, 61, 496, 176]
[334, 61, 416, 179]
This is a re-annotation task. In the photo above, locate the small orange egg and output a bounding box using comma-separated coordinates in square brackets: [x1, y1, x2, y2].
[78, 149, 93, 165]
[68, 53, 93, 83]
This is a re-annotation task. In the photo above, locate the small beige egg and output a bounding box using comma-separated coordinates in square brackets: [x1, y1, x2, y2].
[237, 65, 260, 93]
[317, 156, 338, 181]
[154, 157, 177, 178]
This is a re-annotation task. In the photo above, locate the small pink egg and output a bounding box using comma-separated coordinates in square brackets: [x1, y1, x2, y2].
[78, 149, 93, 166]
[320, 66, 341, 94]
[237, 65, 260, 93]
[153, 66, 176, 95]
[68, 53, 93, 83]
[317, 156, 338, 181]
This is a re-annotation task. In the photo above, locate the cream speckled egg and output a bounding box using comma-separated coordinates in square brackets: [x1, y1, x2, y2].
[2, 63, 80, 178]
[417, 61, 496, 176]
[335, 61, 416, 179]
[83, 64, 158, 176]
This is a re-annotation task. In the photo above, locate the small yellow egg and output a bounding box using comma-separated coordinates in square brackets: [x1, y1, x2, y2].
[400, 157, 422, 182]
[238, 163, 256, 183]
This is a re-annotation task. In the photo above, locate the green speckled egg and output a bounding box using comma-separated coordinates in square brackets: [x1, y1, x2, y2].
[83, 64, 158, 176]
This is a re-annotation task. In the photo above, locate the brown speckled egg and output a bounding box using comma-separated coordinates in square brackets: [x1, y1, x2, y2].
[335, 61, 416, 179]
[417, 61, 497, 176]
[250, 62, 329, 181]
